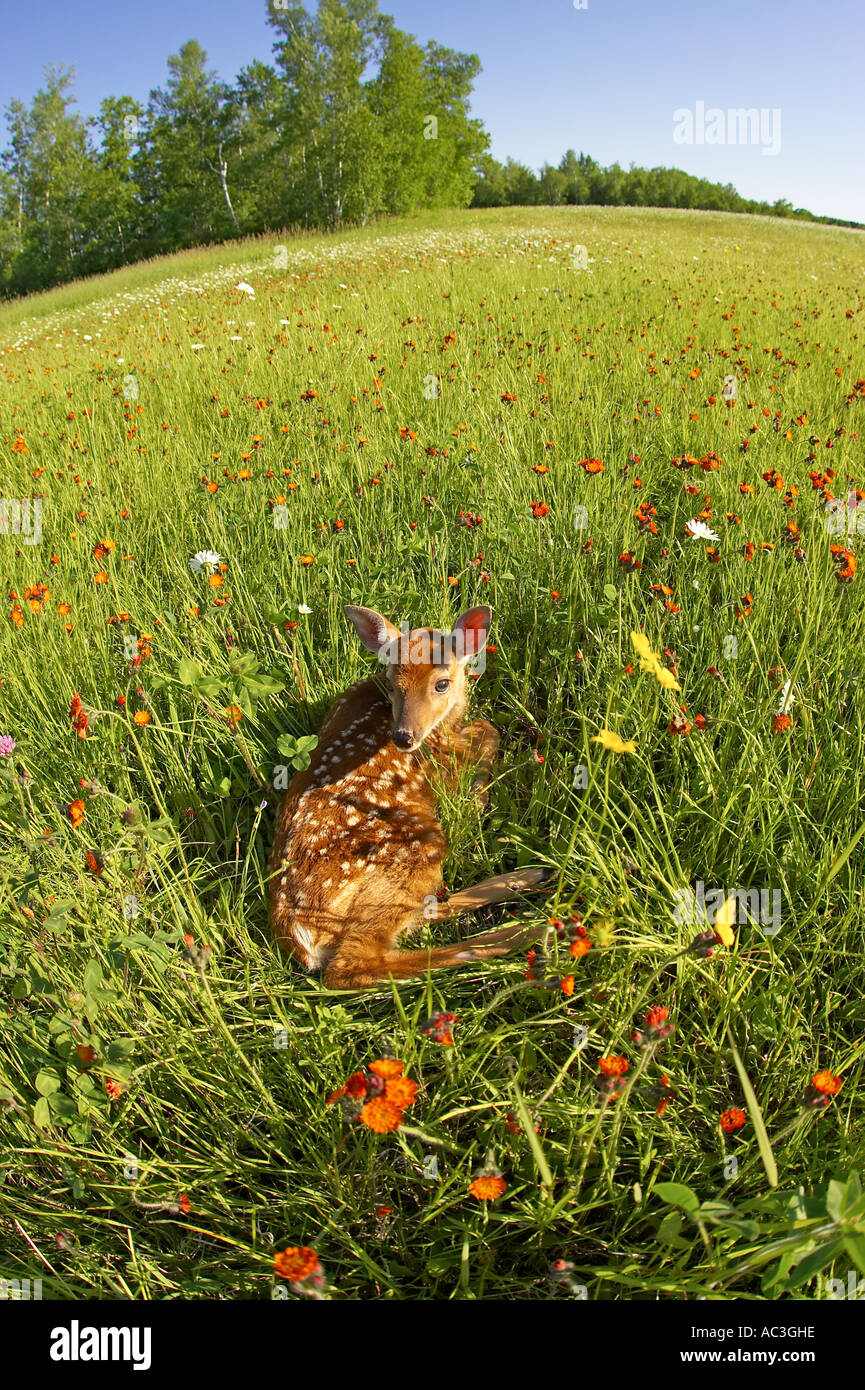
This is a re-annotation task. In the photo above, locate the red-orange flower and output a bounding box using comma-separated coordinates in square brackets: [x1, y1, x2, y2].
[811, 1070, 842, 1096]
[384, 1076, 419, 1109]
[598, 1055, 629, 1077]
[369, 1058, 403, 1079]
[720, 1107, 747, 1134]
[359, 1097, 404, 1133]
[469, 1175, 506, 1201]
[274, 1246, 319, 1281]
[69, 693, 88, 738]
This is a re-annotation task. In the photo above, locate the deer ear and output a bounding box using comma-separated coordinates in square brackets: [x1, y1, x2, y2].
[453, 605, 492, 661]
[345, 605, 401, 658]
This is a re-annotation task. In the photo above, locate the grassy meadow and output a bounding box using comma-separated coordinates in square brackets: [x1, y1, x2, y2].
[1, 205, 864, 1300]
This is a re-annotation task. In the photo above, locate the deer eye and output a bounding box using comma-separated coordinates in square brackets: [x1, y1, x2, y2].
[434, 678, 450, 693]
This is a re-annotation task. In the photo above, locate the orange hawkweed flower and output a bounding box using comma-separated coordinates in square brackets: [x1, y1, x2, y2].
[720, 1107, 747, 1134]
[470, 1175, 506, 1201]
[274, 1246, 319, 1282]
[359, 1097, 404, 1133]
[69, 693, 89, 738]
[598, 1055, 629, 1077]
[811, 1070, 842, 1096]
[383, 1076, 419, 1109]
[224, 705, 242, 724]
[369, 1058, 403, 1079]
[299, 555, 315, 566]
[68, 799, 86, 828]
[133, 710, 151, 726]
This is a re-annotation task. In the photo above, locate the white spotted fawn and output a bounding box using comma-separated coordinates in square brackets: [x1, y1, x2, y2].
[269, 604, 548, 989]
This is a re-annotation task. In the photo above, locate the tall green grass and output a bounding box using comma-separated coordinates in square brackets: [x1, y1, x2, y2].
[0, 206, 863, 1300]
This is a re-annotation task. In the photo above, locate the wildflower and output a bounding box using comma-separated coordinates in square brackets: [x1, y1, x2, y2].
[592, 728, 637, 754]
[655, 1076, 675, 1117]
[328, 1058, 419, 1131]
[720, 1108, 747, 1134]
[69, 694, 89, 740]
[630, 631, 680, 691]
[579, 457, 605, 474]
[421, 1011, 459, 1045]
[105, 1079, 122, 1100]
[235, 281, 255, 298]
[224, 705, 243, 724]
[133, 711, 151, 727]
[298, 604, 313, 615]
[359, 1097, 404, 1133]
[776, 680, 795, 716]
[803, 1071, 843, 1110]
[772, 714, 792, 733]
[632, 1005, 675, 1048]
[0, 735, 15, 756]
[84, 850, 104, 876]
[685, 519, 720, 542]
[598, 1055, 629, 1102]
[274, 1247, 326, 1296]
[68, 799, 86, 828]
[189, 551, 223, 574]
[469, 1174, 506, 1201]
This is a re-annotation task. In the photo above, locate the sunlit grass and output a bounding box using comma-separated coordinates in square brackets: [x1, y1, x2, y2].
[0, 205, 863, 1300]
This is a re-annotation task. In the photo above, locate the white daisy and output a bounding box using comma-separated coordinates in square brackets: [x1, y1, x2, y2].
[189, 550, 222, 574]
[298, 604, 313, 615]
[235, 281, 255, 298]
[685, 519, 720, 543]
[777, 679, 795, 715]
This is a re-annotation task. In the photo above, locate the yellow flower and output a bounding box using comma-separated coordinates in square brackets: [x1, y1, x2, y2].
[592, 728, 638, 754]
[630, 631, 681, 691]
[713, 896, 737, 947]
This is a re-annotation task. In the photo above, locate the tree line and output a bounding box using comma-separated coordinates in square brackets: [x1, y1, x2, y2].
[472, 149, 860, 227]
[0, 0, 857, 299]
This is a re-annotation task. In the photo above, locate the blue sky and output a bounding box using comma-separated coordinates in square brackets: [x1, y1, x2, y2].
[3, 0, 864, 221]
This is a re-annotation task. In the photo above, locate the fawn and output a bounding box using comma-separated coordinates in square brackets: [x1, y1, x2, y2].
[268, 604, 548, 989]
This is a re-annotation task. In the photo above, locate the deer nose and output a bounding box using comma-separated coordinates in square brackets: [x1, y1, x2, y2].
[392, 727, 415, 750]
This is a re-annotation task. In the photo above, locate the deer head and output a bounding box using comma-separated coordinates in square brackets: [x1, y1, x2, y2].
[345, 604, 492, 751]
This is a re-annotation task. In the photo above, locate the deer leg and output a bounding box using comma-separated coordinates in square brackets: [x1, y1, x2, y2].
[431, 867, 552, 918]
[462, 718, 500, 808]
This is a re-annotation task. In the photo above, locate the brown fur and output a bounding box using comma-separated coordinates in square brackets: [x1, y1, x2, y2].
[268, 605, 546, 989]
